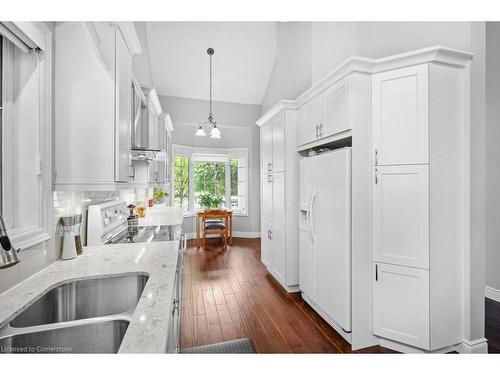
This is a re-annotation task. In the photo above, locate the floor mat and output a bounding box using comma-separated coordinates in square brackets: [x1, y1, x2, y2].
[180, 338, 256, 354]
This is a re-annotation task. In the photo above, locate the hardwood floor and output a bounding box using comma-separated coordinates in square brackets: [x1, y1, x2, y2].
[180, 237, 393, 353]
[486, 297, 500, 353]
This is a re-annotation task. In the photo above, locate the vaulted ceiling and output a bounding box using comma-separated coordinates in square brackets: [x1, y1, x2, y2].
[143, 22, 277, 105]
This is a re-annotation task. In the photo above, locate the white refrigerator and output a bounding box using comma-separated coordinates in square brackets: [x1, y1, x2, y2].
[299, 147, 352, 334]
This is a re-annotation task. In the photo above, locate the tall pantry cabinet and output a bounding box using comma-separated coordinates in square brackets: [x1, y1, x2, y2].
[371, 57, 472, 351]
[257, 101, 299, 292]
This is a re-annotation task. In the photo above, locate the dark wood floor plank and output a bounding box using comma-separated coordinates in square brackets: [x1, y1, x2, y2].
[202, 288, 224, 343]
[183, 238, 496, 354]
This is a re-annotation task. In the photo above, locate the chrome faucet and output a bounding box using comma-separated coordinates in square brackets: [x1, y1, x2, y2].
[0, 215, 20, 269]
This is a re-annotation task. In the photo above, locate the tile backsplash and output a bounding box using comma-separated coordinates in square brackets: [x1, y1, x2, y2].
[0, 188, 153, 295]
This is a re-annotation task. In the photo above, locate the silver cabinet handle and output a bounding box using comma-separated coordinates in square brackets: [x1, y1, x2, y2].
[267, 162, 272, 172]
[319, 123, 323, 137]
[375, 264, 378, 281]
[269, 230, 272, 240]
[267, 174, 272, 183]
[129, 164, 135, 179]
[375, 168, 378, 184]
[315, 124, 319, 138]
[154, 171, 159, 181]
[374, 149, 379, 165]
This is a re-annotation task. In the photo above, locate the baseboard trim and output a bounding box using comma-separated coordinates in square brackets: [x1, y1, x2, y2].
[485, 285, 500, 303]
[184, 231, 260, 240]
[454, 338, 488, 354]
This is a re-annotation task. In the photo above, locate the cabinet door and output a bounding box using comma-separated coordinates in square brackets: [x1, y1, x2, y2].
[261, 175, 273, 267]
[372, 65, 429, 165]
[261, 123, 273, 173]
[323, 76, 351, 138]
[261, 222, 272, 268]
[148, 101, 159, 150]
[114, 28, 132, 182]
[148, 161, 158, 183]
[373, 263, 430, 349]
[271, 114, 285, 173]
[297, 98, 321, 146]
[157, 160, 166, 183]
[271, 172, 286, 283]
[373, 165, 429, 269]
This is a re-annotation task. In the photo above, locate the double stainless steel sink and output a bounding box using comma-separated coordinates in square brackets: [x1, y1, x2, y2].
[0, 273, 148, 353]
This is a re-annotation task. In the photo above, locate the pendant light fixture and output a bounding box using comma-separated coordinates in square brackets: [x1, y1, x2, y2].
[195, 47, 221, 138]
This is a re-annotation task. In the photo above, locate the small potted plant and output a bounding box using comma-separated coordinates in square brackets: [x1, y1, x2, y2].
[153, 189, 169, 204]
[198, 192, 214, 210]
[198, 193, 225, 210]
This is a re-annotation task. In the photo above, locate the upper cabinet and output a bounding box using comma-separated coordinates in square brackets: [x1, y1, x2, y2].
[297, 75, 352, 148]
[323, 76, 350, 138]
[54, 22, 141, 189]
[372, 65, 429, 166]
[260, 111, 285, 174]
[297, 98, 322, 146]
[115, 27, 133, 182]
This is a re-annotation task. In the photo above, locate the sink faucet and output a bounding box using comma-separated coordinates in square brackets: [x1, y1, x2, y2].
[0, 215, 20, 269]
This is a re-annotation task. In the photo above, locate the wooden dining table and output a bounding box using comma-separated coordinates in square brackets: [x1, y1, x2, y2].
[196, 210, 233, 248]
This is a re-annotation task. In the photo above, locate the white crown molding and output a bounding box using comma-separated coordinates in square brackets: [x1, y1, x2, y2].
[260, 45, 474, 124]
[255, 99, 297, 127]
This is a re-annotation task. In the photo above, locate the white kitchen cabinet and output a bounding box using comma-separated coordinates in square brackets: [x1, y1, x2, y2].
[270, 172, 286, 281]
[297, 75, 353, 148]
[54, 22, 140, 189]
[144, 88, 165, 151]
[148, 152, 167, 184]
[372, 65, 429, 166]
[115, 28, 133, 182]
[372, 165, 429, 269]
[271, 116, 285, 173]
[260, 112, 285, 174]
[322, 76, 351, 138]
[297, 98, 322, 146]
[261, 122, 273, 173]
[257, 102, 299, 291]
[371, 60, 471, 352]
[373, 262, 429, 349]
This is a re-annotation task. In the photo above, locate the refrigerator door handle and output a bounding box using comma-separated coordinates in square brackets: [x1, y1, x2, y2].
[309, 191, 317, 244]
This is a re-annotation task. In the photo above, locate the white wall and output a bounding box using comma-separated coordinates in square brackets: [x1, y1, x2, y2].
[485, 22, 500, 293]
[260, 22, 312, 113]
[261, 20, 487, 347]
[159, 95, 261, 236]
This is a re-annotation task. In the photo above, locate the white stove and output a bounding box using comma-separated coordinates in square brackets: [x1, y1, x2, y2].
[87, 200, 182, 246]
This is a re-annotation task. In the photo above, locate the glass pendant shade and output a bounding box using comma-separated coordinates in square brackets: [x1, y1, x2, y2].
[210, 125, 221, 138]
[195, 126, 206, 137]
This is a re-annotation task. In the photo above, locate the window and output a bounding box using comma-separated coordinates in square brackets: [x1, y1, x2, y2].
[1, 24, 53, 249]
[194, 160, 226, 211]
[230, 158, 247, 213]
[174, 156, 190, 209]
[172, 145, 248, 215]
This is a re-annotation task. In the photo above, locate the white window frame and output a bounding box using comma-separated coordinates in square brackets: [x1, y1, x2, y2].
[1, 23, 53, 250]
[171, 144, 248, 217]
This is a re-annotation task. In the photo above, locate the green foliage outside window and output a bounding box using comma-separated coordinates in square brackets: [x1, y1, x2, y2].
[174, 156, 189, 208]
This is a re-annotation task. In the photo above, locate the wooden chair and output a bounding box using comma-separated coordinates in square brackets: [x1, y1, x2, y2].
[202, 209, 229, 250]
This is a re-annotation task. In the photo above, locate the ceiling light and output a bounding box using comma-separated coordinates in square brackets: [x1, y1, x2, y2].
[195, 47, 221, 138]
[195, 125, 206, 137]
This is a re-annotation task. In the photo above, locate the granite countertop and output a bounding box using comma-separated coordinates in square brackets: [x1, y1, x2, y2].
[0, 205, 185, 353]
[139, 205, 184, 226]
